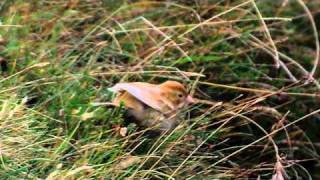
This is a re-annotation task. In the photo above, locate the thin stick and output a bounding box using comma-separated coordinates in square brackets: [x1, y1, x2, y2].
[89, 70, 205, 77]
[109, 18, 291, 34]
[296, 0, 320, 78]
[199, 81, 319, 98]
[251, 0, 280, 68]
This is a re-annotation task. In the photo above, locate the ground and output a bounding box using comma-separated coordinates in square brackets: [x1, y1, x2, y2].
[0, 0, 320, 179]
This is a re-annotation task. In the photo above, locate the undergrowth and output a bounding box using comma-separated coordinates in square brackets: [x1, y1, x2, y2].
[0, 0, 320, 179]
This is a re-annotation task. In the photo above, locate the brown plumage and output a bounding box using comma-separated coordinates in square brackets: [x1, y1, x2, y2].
[109, 81, 194, 131]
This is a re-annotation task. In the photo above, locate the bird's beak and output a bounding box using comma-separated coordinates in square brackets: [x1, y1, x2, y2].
[186, 95, 195, 104]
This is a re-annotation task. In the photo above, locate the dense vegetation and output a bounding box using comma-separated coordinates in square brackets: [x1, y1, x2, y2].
[0, 0, 319, 179]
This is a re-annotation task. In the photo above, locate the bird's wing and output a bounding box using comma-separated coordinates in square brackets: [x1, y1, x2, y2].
[109, 82, 166, 112]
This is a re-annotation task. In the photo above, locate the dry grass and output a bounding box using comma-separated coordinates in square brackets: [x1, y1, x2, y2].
[0, 0, 320, 179]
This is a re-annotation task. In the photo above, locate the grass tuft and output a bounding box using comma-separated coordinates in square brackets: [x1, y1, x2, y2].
[0, 0, 320, 179]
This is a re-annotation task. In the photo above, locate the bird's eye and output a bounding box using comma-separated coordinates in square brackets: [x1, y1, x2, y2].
[177, 93, 183, 98]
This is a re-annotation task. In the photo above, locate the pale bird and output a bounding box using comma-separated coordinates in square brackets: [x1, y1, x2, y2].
[109, 81, 195, 132]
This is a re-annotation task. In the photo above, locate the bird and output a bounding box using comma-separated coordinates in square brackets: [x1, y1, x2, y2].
[108, 81, 195, 132]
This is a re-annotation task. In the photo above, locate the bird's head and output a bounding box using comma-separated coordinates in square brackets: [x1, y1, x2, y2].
[159, 81, 195, 110]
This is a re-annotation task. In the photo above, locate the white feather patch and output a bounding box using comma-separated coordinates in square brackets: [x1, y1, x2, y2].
[109, 82, 165, 112]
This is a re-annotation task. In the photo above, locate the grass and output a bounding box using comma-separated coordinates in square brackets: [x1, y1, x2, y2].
[0, 0, 320, 179]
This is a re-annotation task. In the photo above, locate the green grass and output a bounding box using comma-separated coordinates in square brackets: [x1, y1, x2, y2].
[0, 0, 320, 179]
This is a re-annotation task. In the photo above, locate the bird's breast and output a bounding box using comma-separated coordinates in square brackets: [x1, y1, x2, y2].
[113, 91, 180, 132]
